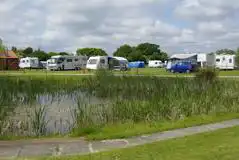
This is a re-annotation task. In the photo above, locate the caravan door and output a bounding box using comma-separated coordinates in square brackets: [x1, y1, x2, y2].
[99, 57, 108, 69]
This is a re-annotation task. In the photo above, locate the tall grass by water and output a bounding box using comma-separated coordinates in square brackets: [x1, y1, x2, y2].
[0, 70, 239, 139]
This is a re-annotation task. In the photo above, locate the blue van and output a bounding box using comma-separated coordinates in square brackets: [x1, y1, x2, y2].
[169, 61, 194, 73]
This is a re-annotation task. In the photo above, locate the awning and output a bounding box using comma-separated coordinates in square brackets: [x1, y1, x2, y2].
[170, 54, 197, 60]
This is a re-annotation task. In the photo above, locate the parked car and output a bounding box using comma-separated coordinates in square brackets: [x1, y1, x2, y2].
[169, 61, 197, 73]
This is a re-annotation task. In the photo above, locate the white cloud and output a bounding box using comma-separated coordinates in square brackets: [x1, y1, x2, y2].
[0, 0, 239, 55]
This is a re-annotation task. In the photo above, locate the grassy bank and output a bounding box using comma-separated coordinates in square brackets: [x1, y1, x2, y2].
[1, 70, 239, 140]
[32, 126, 239, 160]
[1, 68, 239, 76]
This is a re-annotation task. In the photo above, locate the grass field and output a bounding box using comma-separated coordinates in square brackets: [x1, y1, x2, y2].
[30, 125, 239, 160]
[1, 68, 239, 76]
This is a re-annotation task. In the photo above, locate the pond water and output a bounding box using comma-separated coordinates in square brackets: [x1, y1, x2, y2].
[3, 91, 107, 136]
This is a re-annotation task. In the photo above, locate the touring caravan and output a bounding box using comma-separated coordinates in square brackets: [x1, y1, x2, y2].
[215, 55, 236, 70]
[47, 55, 88, 71]
[19, 57, 40, 69]
[148, 60, 164, 68]
[86, 56, 128, 70]
[197, 53, 216, 68]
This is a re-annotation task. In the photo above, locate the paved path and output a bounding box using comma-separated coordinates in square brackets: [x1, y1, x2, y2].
[1, 119, 239, 159]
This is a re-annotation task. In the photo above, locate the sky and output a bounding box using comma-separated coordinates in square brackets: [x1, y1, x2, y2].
[1, 0, 239, 55]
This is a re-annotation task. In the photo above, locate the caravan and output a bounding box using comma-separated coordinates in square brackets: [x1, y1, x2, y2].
[215, 55, 236, 70]
[197, 53, 216, 68]
[19, 57, 40, 69]
[148, 60, 163, 68]
[86, 56, 128, 70]
[47, 55, 88, 71]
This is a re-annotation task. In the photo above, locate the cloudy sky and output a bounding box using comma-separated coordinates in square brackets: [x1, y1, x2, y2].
[1, 0, 239, 55]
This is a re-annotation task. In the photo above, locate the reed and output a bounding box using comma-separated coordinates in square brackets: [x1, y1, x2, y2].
[1, 70, 239, 139]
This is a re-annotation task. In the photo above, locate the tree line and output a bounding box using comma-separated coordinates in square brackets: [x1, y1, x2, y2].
[1, 42, 169, 62]
[1, 40, 239, 64]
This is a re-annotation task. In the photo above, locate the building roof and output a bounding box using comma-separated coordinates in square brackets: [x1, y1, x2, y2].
[170, 53, 197, 60]
[0, 50, 18, 59]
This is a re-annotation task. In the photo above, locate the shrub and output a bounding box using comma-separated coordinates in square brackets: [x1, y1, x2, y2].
[195, 67, 219, 82]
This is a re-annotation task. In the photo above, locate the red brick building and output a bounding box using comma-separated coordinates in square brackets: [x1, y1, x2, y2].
[0, 51, 19, 70]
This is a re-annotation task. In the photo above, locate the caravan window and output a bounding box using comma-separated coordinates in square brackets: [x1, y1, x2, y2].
[89, 59, 97, 64]
[229, 59, 232, 63]
[22, 60, 25, 63]
[100, 59, 105, 64]
[155, 62, 157, 64]
[67, 59, 72, 62]
[75, 59, 79, 62]
[216, 59, 220, 62]
[26, 60, 29, 63]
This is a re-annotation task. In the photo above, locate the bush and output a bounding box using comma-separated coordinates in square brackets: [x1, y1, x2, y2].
[195, 67, 219, 82]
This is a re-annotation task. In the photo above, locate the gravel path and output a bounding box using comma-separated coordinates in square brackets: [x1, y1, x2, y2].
[1, 119, 239, 159]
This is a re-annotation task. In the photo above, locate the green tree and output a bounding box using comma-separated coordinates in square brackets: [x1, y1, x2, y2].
[23, 47, 33, 57]
[0, 42, 6, 52]
[77, 48, 107, 57]
[32, 49, 48, 61]
[11, 46, 17, 53]
[128, 49, 146, 62]
[113, 42, 168, 63]
[59, 52, 69, 56]
[113, 44, 133, 58]
[216, 49, 236, 55]
[48, 52, 59, 57]
[236, 48, 239, 66]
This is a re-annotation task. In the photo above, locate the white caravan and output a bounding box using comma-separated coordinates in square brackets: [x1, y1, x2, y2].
[19, 57, 40, 69]
[47, 55, 88, 71]
[215, 55, 236, 70]
[86, 56, 128, 70]
[197, 53, 216, 68]
[148, 60, 163, 68]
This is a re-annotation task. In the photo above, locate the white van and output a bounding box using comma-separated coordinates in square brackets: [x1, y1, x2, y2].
[19, 57, 40, 69]
[47, 55, 88, 71]
[148, 60, 163, 68]
[86, 56, 128, 70]
[215, 55, 236, 70]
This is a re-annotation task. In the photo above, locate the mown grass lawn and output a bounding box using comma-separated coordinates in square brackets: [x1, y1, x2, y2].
[30, 125, 239, 160]
[71, 113, 239, 140]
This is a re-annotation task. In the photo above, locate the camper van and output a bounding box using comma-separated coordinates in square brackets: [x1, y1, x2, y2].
[148, 60, 163, 68]
[47, 55, 88, 71]
[19, 57, 40, 69]
[215, 55, 236, 70]
[86, 56, 128, 70]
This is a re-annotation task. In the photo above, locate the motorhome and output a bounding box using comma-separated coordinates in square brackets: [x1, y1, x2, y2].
[197, 53, 216, 68]
[215, 55, 236, 70]
[148, 60, 163, 68]
[47, 55, 88, 71]
[19, 57, 40, 69]
[86, 56, 128, 70]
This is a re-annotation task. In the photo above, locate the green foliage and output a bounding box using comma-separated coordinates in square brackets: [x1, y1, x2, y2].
[236, 48, 239, 66]
[31, 49, 48, 61]
[216, 49, 236, 55]
[113, 42, 168, 63]
[113, 44, 133, 58]
[77, 48, 108, 57]
[0, 43, 6, 52]
[195, 67, 219, 83]
[23, 47, 33, 56]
